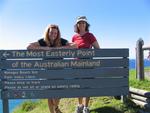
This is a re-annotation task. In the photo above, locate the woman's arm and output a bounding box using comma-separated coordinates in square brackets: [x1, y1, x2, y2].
[27, 42, 50, 50]
[92, 41, 100, 49]
[57, 42, 78, 49]
[66, 42, 78, 48]
[27, 42, 78, 50]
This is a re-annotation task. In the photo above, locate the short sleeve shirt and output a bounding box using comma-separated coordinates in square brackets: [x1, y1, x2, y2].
[72, 32, 97, 48]
[38, 38, 68, 47]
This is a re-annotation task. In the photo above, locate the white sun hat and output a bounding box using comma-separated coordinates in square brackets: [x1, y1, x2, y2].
[76, 16, 88, 24]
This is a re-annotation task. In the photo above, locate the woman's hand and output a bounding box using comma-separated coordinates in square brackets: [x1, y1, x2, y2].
[27, 43, 38, 50]
[27, 42, 51, 50]
[68, 42, 78, 48]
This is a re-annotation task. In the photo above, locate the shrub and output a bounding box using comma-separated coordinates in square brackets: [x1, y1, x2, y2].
[21, 100, 37, 112]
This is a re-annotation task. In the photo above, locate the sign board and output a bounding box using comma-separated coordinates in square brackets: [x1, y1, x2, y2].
[0, 49, 129, 59]
[0, 59, 128, 69]
[0, 49, 129, 98]
[0, 68, 128, 79]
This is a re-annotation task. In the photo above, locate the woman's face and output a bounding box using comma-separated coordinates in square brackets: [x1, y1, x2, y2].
[48, 28, 58, 41]
[77, 21, 86, 31]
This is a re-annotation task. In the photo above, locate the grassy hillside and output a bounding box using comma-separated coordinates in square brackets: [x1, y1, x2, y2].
[12, 69, 150, 113]
[12, 97, 140, 113]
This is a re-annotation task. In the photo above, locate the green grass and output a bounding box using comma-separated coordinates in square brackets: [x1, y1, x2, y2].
[12, 69, 150, 113]
[129, 69, 150, 91]
[13, 97, 140, 113]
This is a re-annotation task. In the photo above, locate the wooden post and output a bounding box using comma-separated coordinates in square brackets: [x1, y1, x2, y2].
[2, 99, 9, 113]
[136, 38, 144, 80]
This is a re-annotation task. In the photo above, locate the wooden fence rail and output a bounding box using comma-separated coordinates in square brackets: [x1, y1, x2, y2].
[130, 87, 150, 109]
[136, 38, 150, 80]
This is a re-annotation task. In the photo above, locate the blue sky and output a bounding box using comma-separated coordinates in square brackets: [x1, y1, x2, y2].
[0, 0, 150, 58]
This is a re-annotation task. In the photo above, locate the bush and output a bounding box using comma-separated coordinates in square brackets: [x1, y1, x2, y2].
[21, 100, 37, 112]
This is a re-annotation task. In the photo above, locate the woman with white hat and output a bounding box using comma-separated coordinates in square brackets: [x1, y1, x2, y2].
[72, 16, 100, 113]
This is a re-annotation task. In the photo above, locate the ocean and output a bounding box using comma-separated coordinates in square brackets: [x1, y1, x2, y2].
[129, 59, 150, 69]
[0, 99, 25, 113]
[0, 59, 150, 113]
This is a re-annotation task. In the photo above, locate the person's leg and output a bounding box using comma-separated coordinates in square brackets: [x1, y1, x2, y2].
[53, 99, 62, 113]
[78, 97, 83, 106]
[48, 99, 55, 113]
[53, 98, 59, 107]
[83, 97, 90, 107]
[83, 97, 90, 113]
[75, 97, 84, 113]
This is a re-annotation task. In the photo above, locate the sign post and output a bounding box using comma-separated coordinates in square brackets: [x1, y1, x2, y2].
[2, 99, 9, 113]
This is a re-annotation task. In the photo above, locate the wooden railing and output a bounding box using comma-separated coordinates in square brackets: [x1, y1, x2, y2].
[136, 38, 150, 80]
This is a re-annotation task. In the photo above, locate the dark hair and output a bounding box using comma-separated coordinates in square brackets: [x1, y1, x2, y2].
[74, 22, 90, 33]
